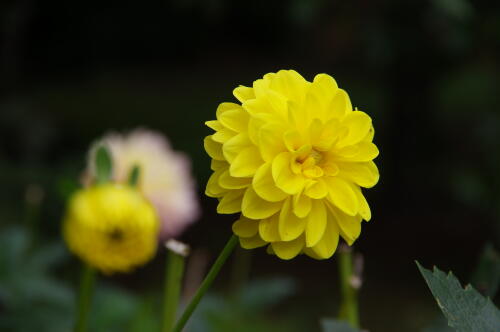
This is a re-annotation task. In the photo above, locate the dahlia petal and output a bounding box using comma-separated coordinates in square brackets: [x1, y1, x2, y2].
[212, 127, 237, 143]
[272, 152, 305, 195]
[283, 130, 304, 152]
[252, 163, 288, 202]
[205, 120, 224, 131]
[217, 189, 244, 214]
[310, 212, 340, 259]
[338, 111, 372, 147]
[210, 159, 227, 171]
[219, 170, 252, 189]
[313, 119, 341, 151]
[312, 74, 339, 116]
[229, 146, 263, 178]
[239, 234, 267, 249]
[204, 136, 224, 161]
[363, 125, 375, 142]
[232, 217, 259, 237]
[324, 176, 359, 216]
[242, 187, 283, 219]
[259, 123, 287, 162]
[206, 170, 227, 197]
[273, 70, 308, 104]
[271, 236, 304, 260]
[219, 107, 249, 133]
[233, 85, 255, 103]
[328, 89, 351, 120]
[305, 199, 327, 247]
[336, 142, 379, 162]
[304, 179, 328, 199]
[292, 192, 311, 218]
[279, 198, 306, 241]
[216, 102, 240, 118]
[222, 133, 252, 163]
[258, 213, 280, 242]
[337, 161, 379, 188]
[352, 185, 371, 221]
[327, 203, 361, 245]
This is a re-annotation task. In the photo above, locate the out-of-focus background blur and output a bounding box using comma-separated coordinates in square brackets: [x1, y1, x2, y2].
[1, 1, 499, 331]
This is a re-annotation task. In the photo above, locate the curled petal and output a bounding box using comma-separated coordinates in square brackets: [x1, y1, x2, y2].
[272, 152, 305, 195]
[308, 211, 340, 259]
[218, 170, 251, 189]
[304, 179, 328, 199]
[253, 163, 288, 202]
[338, 111, 372, 147]
[337, 161, 379, 188]
[217, 189, 244, 214]
[204, 136, 225, 161]
[293, 192, 311, 218]
[259, 213, 281, 242]
[327, 203, 362, 245]
[229, 146, 263, 178]
[271, 236, 304, 260]
[324, 177, 359, 216]
[223, 133, 252, 163]
[239, 234, 267, 249]
[305, 200, 327, 247]
[232, 217, 259, 237]
[242, 187, 283, 219]
[279, 198, 306, 241]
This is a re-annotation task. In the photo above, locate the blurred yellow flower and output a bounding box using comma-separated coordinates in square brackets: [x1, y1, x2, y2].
[85, 129, 199, 239]
[63, 184, 159, 273]
[205, 70, 379, 260]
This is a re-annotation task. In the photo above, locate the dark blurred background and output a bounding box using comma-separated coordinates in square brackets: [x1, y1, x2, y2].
[1, 1, 499, 331]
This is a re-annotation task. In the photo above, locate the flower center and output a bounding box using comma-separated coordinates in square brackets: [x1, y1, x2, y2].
[108, 228, 124, 242]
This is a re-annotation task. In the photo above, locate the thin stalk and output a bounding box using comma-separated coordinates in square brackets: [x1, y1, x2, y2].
[162, 250, 186, 332]
[172, 235, 238, 332]
[338, 245, 359, 328]
[74, 264, 96, 332]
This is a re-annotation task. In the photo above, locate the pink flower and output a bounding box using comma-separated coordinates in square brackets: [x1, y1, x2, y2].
[86, 129, 200, 239]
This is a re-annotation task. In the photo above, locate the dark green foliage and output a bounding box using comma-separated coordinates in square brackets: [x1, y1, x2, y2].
[417, 262, 500, 332]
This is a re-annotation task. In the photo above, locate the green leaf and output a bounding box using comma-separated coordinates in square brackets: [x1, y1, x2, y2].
[321, 319, 361, 332]
[95, 145, 113, 184]
[416, 261, 500, 332]
[471, 243, 500, 298]
[127, 165, 140, 187]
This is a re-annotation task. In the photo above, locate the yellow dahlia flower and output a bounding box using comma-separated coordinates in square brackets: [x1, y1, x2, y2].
[63, 184, 159, 273]
[204, 70, 379, 260]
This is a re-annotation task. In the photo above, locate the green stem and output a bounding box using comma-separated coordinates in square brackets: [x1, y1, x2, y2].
[75, 264, 96, 332]
[162, 249, 186, 332]
[338, 245, 359, 328]
[172, 235, 238, 332]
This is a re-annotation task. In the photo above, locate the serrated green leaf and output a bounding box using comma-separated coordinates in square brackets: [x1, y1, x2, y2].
[95, 145, 113, 184]
[416, 261, 500, 332]
[321, 318, 361, 332]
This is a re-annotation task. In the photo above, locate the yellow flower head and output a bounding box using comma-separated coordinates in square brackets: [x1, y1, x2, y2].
[63, 184, 159, 273]
[204, 70, 379, 260]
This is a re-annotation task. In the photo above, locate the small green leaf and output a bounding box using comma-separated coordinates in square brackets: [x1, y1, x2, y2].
[321, 319, 361, 332]
[416, 261, 500, 332]
[128, 165, 141, 187]
[95, 145, 113, 184]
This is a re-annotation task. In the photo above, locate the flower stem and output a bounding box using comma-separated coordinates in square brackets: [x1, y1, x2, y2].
[75, 264, 96, 332]
[162, 249, 186, 332]
[338, 244, 359, 328]
[172, 234, 238, 332]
